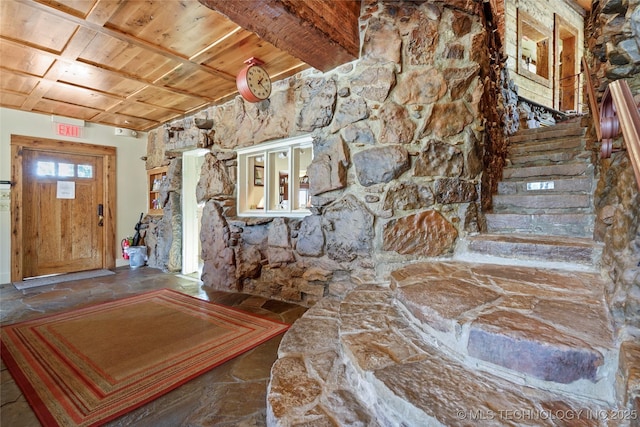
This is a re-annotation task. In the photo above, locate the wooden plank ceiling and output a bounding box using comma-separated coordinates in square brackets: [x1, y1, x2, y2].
[0, 0, 361, 132]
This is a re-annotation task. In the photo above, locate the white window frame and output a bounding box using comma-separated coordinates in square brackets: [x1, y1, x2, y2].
[237, 134, 313, 218]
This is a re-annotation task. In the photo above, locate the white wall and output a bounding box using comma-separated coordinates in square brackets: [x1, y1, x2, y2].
[0, 108, 148, 283]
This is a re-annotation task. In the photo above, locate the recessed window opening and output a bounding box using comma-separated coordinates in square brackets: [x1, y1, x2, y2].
[517, 10, 551, 87]
[237, 135, 313, 218]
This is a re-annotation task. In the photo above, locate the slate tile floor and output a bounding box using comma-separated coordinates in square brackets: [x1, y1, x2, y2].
[0, 267, 307, 427]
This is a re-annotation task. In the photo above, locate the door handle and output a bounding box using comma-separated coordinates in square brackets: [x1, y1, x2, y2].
[98, 204, 104, 227]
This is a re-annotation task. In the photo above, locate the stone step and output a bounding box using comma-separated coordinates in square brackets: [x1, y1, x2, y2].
[502, 162, 590, 180]
[493, 193, 592, 212]
[485, 212, 595, 238]
[268, 269, 619, 426]
[390, 263, 616, 393]
[497, 176, 593, 195]
[514, 119, 583, 133]
[509, 123, 585, 144]
[508, 136, 584, 157]
[509, 149, 575, 165]
[465, 233, 602, 265]
[374, 342, 613, 426]
[468, 310, 604, 383]
[509, 148, 590, 166]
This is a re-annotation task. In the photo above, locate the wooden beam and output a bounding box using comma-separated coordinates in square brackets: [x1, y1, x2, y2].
[198, 0, 361, 72]
[85, 0, 126, 26]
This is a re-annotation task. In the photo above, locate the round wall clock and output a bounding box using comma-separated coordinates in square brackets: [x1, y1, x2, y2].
[236, 57, 271, 103]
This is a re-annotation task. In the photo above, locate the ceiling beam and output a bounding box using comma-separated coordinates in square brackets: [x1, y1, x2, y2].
[20, 26, 97, 111]
[15, 0, 237, 83]
[198, 0, 361, 72]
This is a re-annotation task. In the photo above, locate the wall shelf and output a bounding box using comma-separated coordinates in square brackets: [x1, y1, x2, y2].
[148, 166, 168, 215]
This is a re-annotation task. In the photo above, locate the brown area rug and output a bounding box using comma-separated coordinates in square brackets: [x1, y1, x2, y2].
[1, 289, 289, 426]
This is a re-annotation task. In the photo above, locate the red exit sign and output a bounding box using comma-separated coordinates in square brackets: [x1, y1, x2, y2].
[55, 123, 82, 138]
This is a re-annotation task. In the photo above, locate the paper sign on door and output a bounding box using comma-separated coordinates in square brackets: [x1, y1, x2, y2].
[57, 181, 75, 199]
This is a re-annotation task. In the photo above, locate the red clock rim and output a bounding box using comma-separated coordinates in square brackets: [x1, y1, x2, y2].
[236, 65, 269, 103]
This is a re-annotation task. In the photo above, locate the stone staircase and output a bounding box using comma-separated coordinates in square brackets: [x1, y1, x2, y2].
[458, 120, 603, 270]
[267, 262, 628, 426]
[266, 122, 637, 426]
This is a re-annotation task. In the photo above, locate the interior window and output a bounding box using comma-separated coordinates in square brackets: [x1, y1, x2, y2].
[237, 135, 313, 217]
[518, 10, 551, 86]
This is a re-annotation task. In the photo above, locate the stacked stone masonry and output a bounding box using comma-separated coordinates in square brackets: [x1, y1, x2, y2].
[146, 0, 500, 305]
[586, 0, 640, 337]
[141, 0, 640, 421]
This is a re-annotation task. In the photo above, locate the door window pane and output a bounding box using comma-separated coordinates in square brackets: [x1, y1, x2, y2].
[36, 161, 55, 176]
[58, 163, 75, 177]
[77, 164, 93, 178]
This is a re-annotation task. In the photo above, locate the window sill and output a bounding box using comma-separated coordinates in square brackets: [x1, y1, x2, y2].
[238, 209, 311, 219]
[517, 69, 551, 88]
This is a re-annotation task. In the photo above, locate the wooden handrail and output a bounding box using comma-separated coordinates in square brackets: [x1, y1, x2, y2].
[575, 59, 638, 190]
[608, 80, 640, 192]
[582, 57, 602, 141]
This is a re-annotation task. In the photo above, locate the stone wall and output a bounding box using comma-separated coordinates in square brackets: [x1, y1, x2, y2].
[143, 128, 188, 272]
[586, 0, 640, 89]
[586, 0, 640, 337]
[145, 0, 500, 305]
[480, 2, 516, 210]
[144, 158, 182, 272]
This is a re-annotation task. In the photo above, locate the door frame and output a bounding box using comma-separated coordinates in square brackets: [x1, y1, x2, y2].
[182, 149, 208, 275]
[554, 14, 580, 112]
[10, 135, 117, 281]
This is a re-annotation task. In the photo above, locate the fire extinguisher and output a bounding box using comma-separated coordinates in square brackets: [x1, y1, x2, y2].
[121, 238, 130, 260]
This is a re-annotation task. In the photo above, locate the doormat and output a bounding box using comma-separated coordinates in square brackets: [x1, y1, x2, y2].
[13, 269, 116, 290]
[0, 289, 290, 427]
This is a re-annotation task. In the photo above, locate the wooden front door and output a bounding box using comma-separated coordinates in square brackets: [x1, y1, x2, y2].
[22, 150, 104, 277]
[11, 135, 117, 281]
